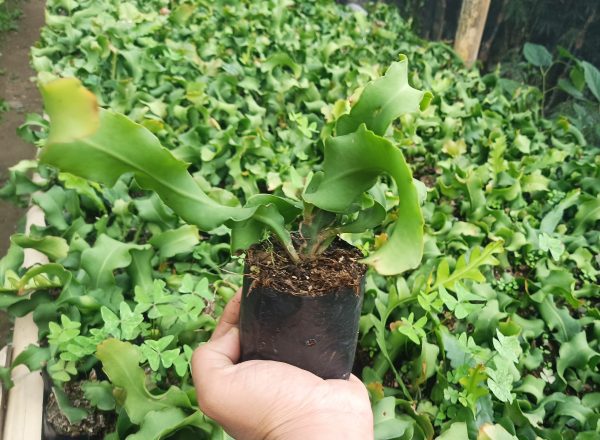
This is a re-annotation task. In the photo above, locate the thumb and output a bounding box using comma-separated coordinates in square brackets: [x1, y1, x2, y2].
[192, 327, 240, 417]
[192, 327, 240, 376]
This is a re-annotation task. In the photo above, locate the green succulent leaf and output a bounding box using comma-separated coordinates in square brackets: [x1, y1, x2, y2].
[52, 386, 89, 424]
[538, 296, 581, 343]
[229, 195, 302, 258]
[339, 188, 387, 233]
[133, 194, 177, 228]
[39, 78, 306, 256]
[150, 225, 200, 259]
[1, 344, 51, 387]
[32, 186, 76, 231]
[0, 243, 24, 285]
[433, 241, 503, 291]
[82, 381, 116, 411]
[437, 422, 467, 439]
[39, 78, 255, 231]
[58, 172, 107, 213]
[336, 56, 431, 136]
[96, 339, 192, 424]
[556, 332, 600, 381]
[10, 233, 69, 261]
[304, 124, 423, 274]
[573, 196, 600, 234]
[128, 249, 155, 291]
[127, 408, 211, 440]
[373, 397, 415, 440]
[513, 375, 546, 404]
[478, 423, 518, 440]
[540, 189, 579, 234]
[0, 263, 71, 295]
[262, 52, 302, 78]
[80, 235, 150, 288]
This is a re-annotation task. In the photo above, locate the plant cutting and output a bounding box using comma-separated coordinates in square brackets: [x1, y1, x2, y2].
[37, 55, 430, 380]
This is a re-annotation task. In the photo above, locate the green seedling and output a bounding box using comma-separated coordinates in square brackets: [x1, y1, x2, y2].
[39, 56, 430, 276]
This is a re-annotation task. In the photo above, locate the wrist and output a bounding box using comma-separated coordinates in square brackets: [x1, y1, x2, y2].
[264, 410, 374, 440]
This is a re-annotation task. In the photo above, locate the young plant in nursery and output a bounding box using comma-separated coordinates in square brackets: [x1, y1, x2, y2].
[39, 55, 431, 380]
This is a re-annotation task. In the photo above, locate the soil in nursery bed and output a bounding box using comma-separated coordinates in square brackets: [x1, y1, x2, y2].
[0, 312, 11, 347]
[45, 381, 116, 439]
[246, 238, 367, 297]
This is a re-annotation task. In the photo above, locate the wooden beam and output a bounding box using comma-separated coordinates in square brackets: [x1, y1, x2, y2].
[0, 345, 10, 439]
[454, 0, 491, 67]
[3, 205, 46, 440]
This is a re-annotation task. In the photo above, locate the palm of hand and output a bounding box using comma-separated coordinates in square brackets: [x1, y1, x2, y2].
[192, 291, 374, 440]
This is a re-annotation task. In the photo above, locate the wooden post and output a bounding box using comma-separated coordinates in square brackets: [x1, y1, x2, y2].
[454, 0, 491, 67]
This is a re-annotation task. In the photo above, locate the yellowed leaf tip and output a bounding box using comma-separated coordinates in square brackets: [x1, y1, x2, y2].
[41, 77, 100, 144]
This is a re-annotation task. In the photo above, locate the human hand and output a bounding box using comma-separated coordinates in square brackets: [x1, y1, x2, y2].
[192, 290, 374, 440]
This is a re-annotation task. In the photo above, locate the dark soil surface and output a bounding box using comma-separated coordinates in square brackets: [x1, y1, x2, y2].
[0, 0, 45, 347]
[46, 382, 115, 438]
[246, 238, 367, 296]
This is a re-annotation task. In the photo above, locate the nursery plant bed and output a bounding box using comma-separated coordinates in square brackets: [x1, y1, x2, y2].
[1, 205, 109, 440]
[2, 0, 599, 437]
[2, 205, 46, 440]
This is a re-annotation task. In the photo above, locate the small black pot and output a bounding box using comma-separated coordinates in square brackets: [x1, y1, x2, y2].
[42, 372, 91, 440]
[239, 272, 365, 380]
[41, 372, 109, 440]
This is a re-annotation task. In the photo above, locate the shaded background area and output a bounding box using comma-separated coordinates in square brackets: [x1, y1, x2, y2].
[0, 0, 45, 347]
[343, 0, 600, 143]
[389, 0, 599, 69]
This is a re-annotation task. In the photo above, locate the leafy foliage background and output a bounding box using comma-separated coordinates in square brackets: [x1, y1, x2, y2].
[0, 0, 598, 439]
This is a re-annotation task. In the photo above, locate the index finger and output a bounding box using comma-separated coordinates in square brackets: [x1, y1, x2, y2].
[211, 288, 242, 340]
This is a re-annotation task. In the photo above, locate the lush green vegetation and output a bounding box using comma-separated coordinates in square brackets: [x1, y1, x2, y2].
[0, 0, 22, 116]
[0, 0, 21, 33]
[520, 42, 600, 146]
[0, 0, 598, 439]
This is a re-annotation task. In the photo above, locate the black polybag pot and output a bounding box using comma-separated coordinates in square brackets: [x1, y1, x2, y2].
[41, 373, 96, 440]
[239, 270, 365, 380]
[41, 372, 111, 440]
